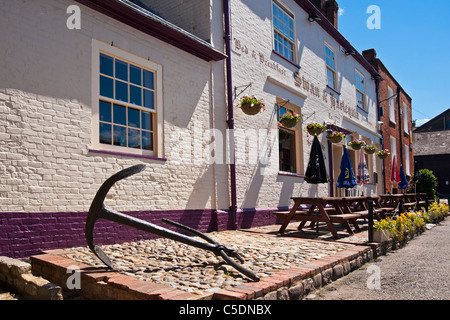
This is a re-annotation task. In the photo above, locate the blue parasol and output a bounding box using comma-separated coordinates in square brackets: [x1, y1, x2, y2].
[337, 146, 357, 189]
[398, 165, 410, 190]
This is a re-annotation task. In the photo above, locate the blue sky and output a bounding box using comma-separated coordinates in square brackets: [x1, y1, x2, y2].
[337, 0, 450, 125]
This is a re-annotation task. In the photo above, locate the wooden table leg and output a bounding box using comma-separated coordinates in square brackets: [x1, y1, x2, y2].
[279, 200, 301, 234]
[298, 205, 317, 231]
[318, 205, 339, 239]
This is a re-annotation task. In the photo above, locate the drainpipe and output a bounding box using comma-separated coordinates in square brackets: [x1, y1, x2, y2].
[223, 0, 238, 230]
[397, 87, 404, 167]
[375, 77, 386, 194]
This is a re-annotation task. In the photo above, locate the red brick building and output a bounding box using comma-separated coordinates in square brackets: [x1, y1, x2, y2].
[363, 49, 414, 194]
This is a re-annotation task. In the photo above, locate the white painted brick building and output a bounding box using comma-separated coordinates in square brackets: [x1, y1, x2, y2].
[0, 0, 384, 257]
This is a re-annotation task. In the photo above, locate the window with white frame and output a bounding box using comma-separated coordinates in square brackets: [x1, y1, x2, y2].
[388, 86, 395, 123]
[403, 103, 408, 133]
[355, 69, 366, 111]
[272, 1, 295, 62]
[390, 135, 397, 159]
[92, 40, 163, 157]
[404, 144, 410, 175]
[325, 43, 337, 90]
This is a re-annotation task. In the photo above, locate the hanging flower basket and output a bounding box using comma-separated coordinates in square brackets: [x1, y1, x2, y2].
[237, 95, 265, 115]
[306, 123, 326, 136]
[348, 139, 366, 150]
[364, 145, 378, 154]
[280, 112, 301, 128]
[376, 149, 390, 159]
[326, 131, 345, 144]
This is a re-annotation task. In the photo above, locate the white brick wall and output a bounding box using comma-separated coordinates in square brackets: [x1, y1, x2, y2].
[0, 0, 382, 215]
[228, 0, 380, 207]
[0, 0, 229, 213]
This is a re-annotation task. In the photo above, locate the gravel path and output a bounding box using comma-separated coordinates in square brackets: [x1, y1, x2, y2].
[308, 218, 450, 300]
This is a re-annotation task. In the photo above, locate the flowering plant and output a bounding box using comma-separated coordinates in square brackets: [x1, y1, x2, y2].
[363, 145, 378, 154]
[306, 123, 326, 130]
[348, 139, 366, 150]
[326, 131, 345, 143]
[429, 203, 449, 220]
[237, 95, 265, 115]
[305, 123, 326, 136]
[327, 131, 345, 139]
[376, 149, 390, 159]
[279, 112, 301, 128]
[280, 112, 301, 121]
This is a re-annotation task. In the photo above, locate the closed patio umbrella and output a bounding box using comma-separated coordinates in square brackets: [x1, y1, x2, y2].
[337, 146, 357, 189]
[305, 135, 329, 184]
[398, 165, 410, 190]
[304, 135, 329, 234]
[357, 149, 369, 185]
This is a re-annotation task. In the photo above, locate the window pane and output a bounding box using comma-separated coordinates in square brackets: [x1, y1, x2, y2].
[99, 123, 112, 145]
[115, 59, 128, 81]
[113, 104, 126, 126]
[142, 111, 152, 131]
[327, 69, 335, 88]
[279, 129, 295, 173]
[128, 128, 141, 149]
[113, 125, 126, 147]
[99, 101, 112, 123]
[144, 89, 155, 110]
[142, 131, 153, 151]
[100, 76, 114, 99]
[130, 85, 142, 106]
[100, 54, 114, 76]
[128, 107, 140, 128]
[115, 80, 128, 102]
[143, 70, 154, 89]
[130, 65, 142, 85]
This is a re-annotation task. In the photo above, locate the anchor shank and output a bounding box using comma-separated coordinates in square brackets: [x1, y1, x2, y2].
[100, 208, 218, 253]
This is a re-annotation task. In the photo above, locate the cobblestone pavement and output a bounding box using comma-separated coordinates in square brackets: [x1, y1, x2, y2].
[60, 224, 360, 297]
[307, 218, 450, 300]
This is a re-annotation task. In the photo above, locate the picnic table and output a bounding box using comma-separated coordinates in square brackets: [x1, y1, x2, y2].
[275, 197, 375, 239]
[379, 193, 430, 213]
[379, 194, 404, 208]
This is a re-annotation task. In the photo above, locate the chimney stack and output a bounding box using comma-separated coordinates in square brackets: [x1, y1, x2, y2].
[362, 49, 377, 64]
[311, 0, 339, 29]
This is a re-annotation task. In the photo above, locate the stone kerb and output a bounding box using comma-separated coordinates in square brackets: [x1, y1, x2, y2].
[29, 245, 372, 301]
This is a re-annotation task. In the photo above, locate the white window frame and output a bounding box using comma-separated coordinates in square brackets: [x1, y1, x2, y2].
[404, 144, 410, 175]
[388, 86, 396, 124]
[390, 135, 397, 159]
[91, 39, 163, 157]
[272, 1, 296, 63]
[325, 42, 337, 90]
[403, 103, 408, 134]
[355, 69, 366, 111]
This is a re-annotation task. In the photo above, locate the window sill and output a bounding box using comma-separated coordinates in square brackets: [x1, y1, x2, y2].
[357, 105, 368, 113]
[272, 50, 301, 69]
[326, 85, 341, 95]
[278, 171, 305, 178]
[88, 148, 167, 162]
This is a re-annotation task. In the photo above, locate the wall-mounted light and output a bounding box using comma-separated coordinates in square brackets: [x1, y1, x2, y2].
[308, 14, 322, 22]
[344, 49, 356, 56]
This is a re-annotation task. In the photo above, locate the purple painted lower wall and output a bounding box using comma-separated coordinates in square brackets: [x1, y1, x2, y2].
[0, 208, 279, 258]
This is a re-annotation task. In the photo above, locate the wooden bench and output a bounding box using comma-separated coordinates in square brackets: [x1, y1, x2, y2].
[273, 210, 308, 221]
